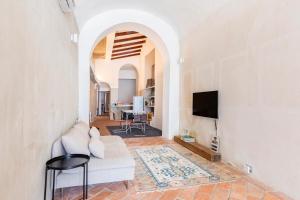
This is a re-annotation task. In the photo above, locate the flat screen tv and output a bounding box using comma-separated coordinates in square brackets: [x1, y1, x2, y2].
[193, 91, 218, 119]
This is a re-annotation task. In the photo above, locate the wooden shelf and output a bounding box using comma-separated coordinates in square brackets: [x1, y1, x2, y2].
[144, 86, 155, 90]
[145, 105, 155, 107]
[174, 136, 221, 162]
[144, 96, 155, 99]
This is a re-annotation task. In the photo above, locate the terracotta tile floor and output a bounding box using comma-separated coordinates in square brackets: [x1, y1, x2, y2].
[54, 116, 291, 200]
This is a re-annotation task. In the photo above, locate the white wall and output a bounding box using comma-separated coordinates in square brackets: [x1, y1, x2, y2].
[118, 79, 136, 103]
[140, 40, 164, 129]
[153, 50, 164, 129]
[119, 68, 138, 79]
[99, 82, 110, 91]
[0, 1, 78, 199]
[139, 39, 156, 92]
[94, 56, 140, 88]
[180, 0, 300, 198]
[90, 81, 98, 121]
[145, 49, 155, 81]
[74, 0, 232, 39]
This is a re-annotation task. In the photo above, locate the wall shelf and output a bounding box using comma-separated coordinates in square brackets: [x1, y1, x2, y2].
[144, 86, 155, 90]
[144, 96, 155, 99]
[174, 136, 221, 162]
[144, 82, 155, 115]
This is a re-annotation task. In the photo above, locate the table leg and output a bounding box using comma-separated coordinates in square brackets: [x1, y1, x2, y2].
[86, 163, 88, 199]
[83, 165, 86, 199]
[44, 168, 48, 200]
[52, 170, 55, 200]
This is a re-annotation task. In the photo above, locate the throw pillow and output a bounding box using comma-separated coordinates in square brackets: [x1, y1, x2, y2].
[62, 127, 90, 155]
[89, 127, 101, 139]
[89, 137, 104, 159]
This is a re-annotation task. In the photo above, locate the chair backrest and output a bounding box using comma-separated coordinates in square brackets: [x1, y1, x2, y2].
[133, 114, 141, 122]
[133, 113, 147, 122]
[140, 114, 147, 122]
[147, 112, 153, 121]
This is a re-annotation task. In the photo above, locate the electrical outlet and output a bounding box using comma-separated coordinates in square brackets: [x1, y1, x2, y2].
[245, 164, 253, 174]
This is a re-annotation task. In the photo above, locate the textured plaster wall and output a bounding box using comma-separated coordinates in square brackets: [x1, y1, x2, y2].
[90, 81, 98, 122]
[94, 56, 140, 88]
[138, 39, 154, 95]
[180, 0, 300, 198]
[140, 39, 164, 129]
[153, 50, 164, 130]
[0, 1, 78, 199]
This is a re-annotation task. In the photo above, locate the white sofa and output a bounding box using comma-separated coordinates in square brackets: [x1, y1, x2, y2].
[51, 123, 135, 189]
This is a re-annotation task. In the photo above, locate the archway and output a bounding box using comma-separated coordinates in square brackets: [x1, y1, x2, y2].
[78, 9, 180, 139]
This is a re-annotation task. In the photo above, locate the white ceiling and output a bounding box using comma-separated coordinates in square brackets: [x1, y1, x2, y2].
[73, 0, 232, 38]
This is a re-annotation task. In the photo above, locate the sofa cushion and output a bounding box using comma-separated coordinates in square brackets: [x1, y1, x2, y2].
[89, 137, 104, 159]
[90, 145, 134, 170]
[89, 127, 100, 139]
[62, 136, 135, 174]
[100, 136, 125, 146]
[62, 127, 90, 155]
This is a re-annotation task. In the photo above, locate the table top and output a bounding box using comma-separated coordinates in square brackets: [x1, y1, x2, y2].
[122, 109, 147, 114]
[122, 109, 134, 113]
[46, 154, 90, 170]
[113, 104, 133, 108]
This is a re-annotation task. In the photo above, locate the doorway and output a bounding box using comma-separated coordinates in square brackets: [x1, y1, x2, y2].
[98, 82, 111, 116]
[78, 10, 180, 139]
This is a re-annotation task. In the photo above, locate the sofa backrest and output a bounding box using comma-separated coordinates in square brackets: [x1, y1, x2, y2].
[52, 137, 66, 158]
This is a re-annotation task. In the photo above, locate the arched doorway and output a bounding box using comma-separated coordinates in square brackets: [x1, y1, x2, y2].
[78, 9, 180, 139]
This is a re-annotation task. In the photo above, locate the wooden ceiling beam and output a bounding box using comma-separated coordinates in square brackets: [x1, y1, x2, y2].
[93, 53, 105, 59]
[112, 49, 141, 57]
[111, 53, 140, 60]
[113, 40, 146, 49]
[115, 31, 138, 37]
[112, 45, 143, 53]
[114, 35, 147, 43]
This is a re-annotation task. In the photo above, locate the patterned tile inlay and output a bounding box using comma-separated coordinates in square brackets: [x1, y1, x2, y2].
[132, 144, 237, 192]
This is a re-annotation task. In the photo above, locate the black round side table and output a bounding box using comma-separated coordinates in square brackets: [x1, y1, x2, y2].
[44, 154, 90, 200]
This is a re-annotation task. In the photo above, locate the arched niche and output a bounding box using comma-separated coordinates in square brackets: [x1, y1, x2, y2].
[118, 64, 138, 104]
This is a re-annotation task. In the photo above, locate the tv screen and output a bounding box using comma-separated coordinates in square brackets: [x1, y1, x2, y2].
[193, 91, 218, 119]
